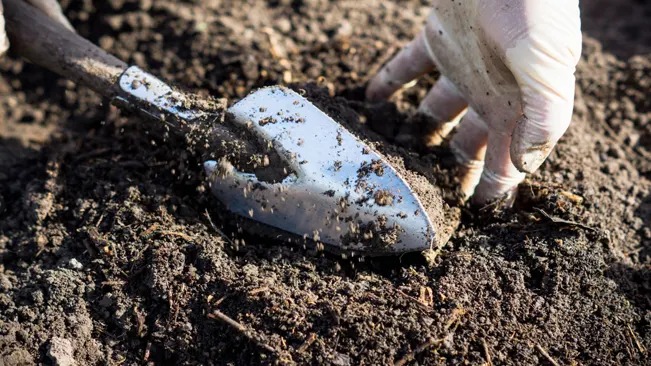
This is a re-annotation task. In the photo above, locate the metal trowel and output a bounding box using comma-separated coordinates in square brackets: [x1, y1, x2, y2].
[4, 0, 437, 254]
[205, 88, 437, 254]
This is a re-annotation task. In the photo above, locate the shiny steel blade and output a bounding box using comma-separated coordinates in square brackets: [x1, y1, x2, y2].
[205, 86, 436, 254]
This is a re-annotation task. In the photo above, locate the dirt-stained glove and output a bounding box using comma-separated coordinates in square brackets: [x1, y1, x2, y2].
[366, 0, 582, 203]
[0, 0, 73, 54]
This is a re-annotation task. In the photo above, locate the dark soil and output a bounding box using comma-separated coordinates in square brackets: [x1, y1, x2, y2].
[1, 0, 650, 365]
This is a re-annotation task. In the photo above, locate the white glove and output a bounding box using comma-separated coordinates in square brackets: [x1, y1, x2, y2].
[0, 0, 73, 54]
[366, 0, 582, 203]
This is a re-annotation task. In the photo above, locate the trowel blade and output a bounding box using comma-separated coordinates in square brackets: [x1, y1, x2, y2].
[205, 86, 436, 255]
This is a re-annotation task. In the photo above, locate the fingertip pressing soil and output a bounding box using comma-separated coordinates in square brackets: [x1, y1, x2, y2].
[1, 1, 650, 365]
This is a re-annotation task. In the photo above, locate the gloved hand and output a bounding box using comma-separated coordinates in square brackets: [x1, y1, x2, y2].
[0, 0, 73, 54]
[366, 0, 582, 203]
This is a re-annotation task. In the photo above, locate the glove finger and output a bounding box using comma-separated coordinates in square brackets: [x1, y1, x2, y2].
[365, 31, 435, 102]
[504, 1, 581, 173]
[449, 108, 488, 198]
[0, 3, 9, 55]
[416, 75, 468, 146]
[471, 128, 526, 205]
[508, 66, 577, 173]
[25, 0, 74, 31]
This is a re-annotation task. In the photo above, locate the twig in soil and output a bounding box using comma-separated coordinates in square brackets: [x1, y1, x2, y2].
[478, 193, 513, 214]
[207, 310, 279, 356]
[627, 324, 647, 354]
[95, 213, 104, 228]
[394, 338, 443, 366]
[482, 338, 493, 366]
[535, 344, 561, 366]
[212, 295, 228, 307]
[248, 287, 270, 295]
[204, 209, 234, 245]
[82, 226, 108, 253]
[133, 306, 146, 338]
[143, 341, 152, 362]
[445, 307, 467, 330]
[534, 208, 597, 232]
[140, 223, 160, 238]
[160, 231, 193, 241]
[297, 333, 317, 354]
[394, 288, 433, 312]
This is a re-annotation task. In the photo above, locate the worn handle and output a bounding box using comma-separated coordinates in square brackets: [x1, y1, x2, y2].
[3, 0, 127, 98]
[1, 0, 278, 174]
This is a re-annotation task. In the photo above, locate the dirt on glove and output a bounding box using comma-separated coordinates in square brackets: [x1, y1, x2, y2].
[0, 0, 650, 365]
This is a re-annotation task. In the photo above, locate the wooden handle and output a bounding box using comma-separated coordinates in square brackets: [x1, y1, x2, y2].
[3, 0, 127, 98]
[1, 0, 280, 175]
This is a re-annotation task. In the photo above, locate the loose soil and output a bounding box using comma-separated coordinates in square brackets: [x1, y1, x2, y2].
[1, 0, 650, 365]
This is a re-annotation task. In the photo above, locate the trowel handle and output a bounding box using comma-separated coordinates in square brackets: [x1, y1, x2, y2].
[3, 0, 128, 98]
[2, 0, 264, 168]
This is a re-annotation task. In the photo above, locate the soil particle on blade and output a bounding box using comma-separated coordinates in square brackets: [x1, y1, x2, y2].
[373, 189, 394, 206]
[333, 160, 342, 172]
[357, 159, 385, 178]
[258, 116, 278, 126]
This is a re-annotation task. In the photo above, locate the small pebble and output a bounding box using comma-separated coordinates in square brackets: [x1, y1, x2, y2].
[47, 337, 75, 366]
[68, 258, 83, 270]
[625, 133, 640, 146]
[0, 274, 12, 292]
